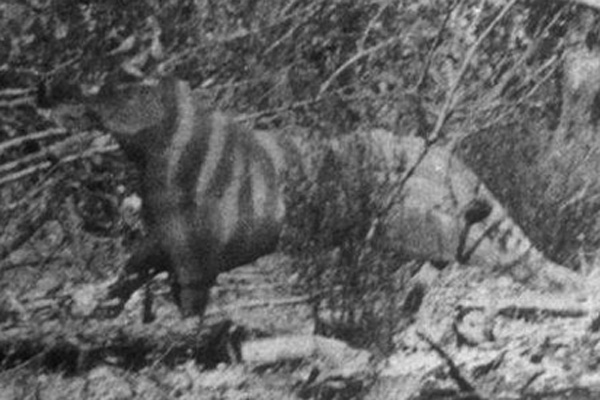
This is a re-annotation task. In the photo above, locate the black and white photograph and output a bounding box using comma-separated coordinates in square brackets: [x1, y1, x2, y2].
[1, 0, 600, 398]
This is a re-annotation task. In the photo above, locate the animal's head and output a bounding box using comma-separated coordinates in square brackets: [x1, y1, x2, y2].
[37, 77, 183, 139]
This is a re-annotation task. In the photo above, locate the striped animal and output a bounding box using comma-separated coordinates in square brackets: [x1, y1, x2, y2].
[39, 77, 300, 318]
[38, 78, 579, 321]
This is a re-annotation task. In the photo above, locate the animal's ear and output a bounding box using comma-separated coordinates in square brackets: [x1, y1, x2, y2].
[37, 79, 84, 108]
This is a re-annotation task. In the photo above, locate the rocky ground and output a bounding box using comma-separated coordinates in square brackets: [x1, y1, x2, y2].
[2, 252, 600, 399]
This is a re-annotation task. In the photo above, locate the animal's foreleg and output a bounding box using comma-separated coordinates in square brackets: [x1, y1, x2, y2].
[99, 238, 170, 317]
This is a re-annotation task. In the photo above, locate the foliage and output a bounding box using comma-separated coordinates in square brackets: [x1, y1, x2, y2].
[282, 132, 406, 352]
[457, 8, 600, 270]
[4, 0, 600, 362]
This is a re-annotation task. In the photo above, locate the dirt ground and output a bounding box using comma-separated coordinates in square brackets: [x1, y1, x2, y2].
[3, 246, 600, 399]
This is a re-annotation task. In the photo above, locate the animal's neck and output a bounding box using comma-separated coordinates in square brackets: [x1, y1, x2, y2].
[111, 80, 215, 223]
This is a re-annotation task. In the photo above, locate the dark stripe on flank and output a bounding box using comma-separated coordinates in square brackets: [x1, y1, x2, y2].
[169, 91, 212, 259]
[244, 133, 279, 217]
[237, 149, 254, 240]
[173, 106, 211, 206]
[206, 119, 238, 198]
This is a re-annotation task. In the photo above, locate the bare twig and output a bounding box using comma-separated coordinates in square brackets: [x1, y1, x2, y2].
[570, 0, 600, 11]
[279, 0, 305, 16]
[0, 143, 119, 187]
[4, 174, 58, 212]
[0, 131, 106, 177]
[236, 97, 321, 122]
[207, 295, 311, 316]
[482, 7, 566, 106]
[471, 56, 561, 133]
[0, 163, 53, 187]
[520, 56, 562, 100]
[264, 3, 320, 56]
[429, 0, 518, 143]
[0, 88, 33, 98]
[0, 128, 67, 155]
[417, 331, 482, 398]
[235, 85, 357, 122]
[415, 0, 458, 90]
[0, 146, 56, 177]
[0, 97, 35, 108]
[0, 203, 53, 265]
[357, 1, 391, 52]
[317, 36, 402, 100]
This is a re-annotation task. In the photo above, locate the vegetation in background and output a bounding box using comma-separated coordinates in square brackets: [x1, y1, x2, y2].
[3, 0, 600, 384]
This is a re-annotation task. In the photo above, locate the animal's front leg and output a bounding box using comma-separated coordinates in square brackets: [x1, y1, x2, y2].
[98, 238, 171, 318]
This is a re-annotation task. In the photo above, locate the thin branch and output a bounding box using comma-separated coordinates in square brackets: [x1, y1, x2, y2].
[317, 36, 402, 100]
[0, 163, 52, 187]
[417, 331, 483, 398]
[264, 2, 320, 56]
[5, 175, 58, 212]
[470, 56, 561, 133]
[570, 0, 600, 10]
[0, 203, 53, 265]
[0, 128, 67, 155]
[0, 97, 35, 108]
[235, 84, 356, 122]
[429, 0, 518, 143]
[415, 0, 458, 90]
[0, 145, 56, 176]
[208, 295, 311, 316]
[357, 1, 391, 52]
[0, 88, 33, 97]
[0, 131, 106, 176]
[0, 256, 64, 273]
[482, 7, 566, 106]
[520, 56, 562, 100]
[0, 143, 119, 187]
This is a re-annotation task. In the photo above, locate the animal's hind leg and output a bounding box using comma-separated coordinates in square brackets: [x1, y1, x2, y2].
[170, 275, 215, 319]
[170, 249, 219, 319]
